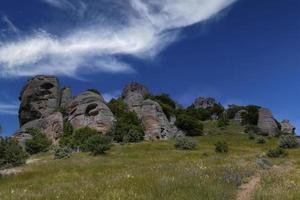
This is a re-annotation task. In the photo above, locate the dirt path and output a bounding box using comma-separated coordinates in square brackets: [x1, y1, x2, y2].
[237, 174, 261, 200]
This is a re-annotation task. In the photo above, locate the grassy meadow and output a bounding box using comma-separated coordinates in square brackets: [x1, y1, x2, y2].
[0, 122, 299, 200]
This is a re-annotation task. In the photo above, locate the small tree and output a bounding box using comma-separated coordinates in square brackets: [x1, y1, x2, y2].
[86, 135, 112, 155]
[175, 113, 203, 136]
[72, 127, 98, 151]
[174, 137, 197, 150]
[279, 135, 299, 149]
[25, 128, 51, 155]
[215, 141, 228, 153]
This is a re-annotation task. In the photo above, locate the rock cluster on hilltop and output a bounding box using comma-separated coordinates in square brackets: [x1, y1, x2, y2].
[14, 75, 116, 145]
[257, 108, 280, 136]
[122, 82, 181, 139]
[192, 97, 217, 109]
[280, 119, 295, 134]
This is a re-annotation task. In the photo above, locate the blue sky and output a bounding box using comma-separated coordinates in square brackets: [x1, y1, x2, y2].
[0, 0, 299, 136]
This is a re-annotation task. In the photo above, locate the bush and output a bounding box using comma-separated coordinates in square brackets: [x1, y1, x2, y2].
[108, 99, 144, 143]
[279, 135, 299, 149]
[215, 141, 228, 153]
[174, 137, 197, 150]
[59, 121, 74, 147]
[217, 114, 229, 129]
[175, 113, 203, 136]
[267, 147, 288, 158]
[86, 135, 112, 155]
[245, 125, 262, 134]
[54, 146, 72, 159]
[72, 127, 98, 151]
[25, 128, 51, 155]
[256, 136, 266, 144]
[0, 137, 28, 169]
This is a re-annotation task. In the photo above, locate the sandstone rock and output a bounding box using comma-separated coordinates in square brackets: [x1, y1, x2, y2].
[68, 91, 116, 134]
[141, 99, 179, 139]
[14, 112, 64, 145]
[280, 119, 295, 134]
[122, 82, 181, 139]
[257, 108, 279, 136]
[60, 87, 72, 108]
[19, 75, 60, 126]
[234, 110, 248, 123]
[193, 97, 216, 109]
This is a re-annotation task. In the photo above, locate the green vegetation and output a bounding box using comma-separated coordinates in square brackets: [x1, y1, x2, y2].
[215, 141, 228, 153]
[25, 128, 51, 155]
[256, 136, 267, 144]
[267, 147, 288, 158]
[278, 135, 299, 149]
[227, 105, 260, 125]
[175, 112, 203, 136]
[72, 127, 99, 151]
[174, 137, 197, 150]
[0, 137, 28, 169]
[108, 99, 145, 143]
[54, 147, 72, 160]
[86, 135, 112, 155]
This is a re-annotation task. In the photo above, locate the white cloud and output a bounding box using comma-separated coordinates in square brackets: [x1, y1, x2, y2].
[0, 102, 19, 115]
[41, 0, 87, 17]
[102, 90, 122, 103]
[0, 0, 237, 78]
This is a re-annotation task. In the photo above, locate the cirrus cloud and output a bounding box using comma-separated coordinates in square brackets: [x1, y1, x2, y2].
[0, 0, 237, 78]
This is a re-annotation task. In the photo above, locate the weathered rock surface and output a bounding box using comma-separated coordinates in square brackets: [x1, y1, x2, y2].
[257, 108, 279, 136]
[193, 97, 216, 109]
[14, 112, 64, 145]
[280, 119, 295, 134]
[19, 75, 60, 126]
[234, 110, 248, 123]
[122, 82, 181, 139]
[68, 91, 116, 134]
[60, 87, 72, 108]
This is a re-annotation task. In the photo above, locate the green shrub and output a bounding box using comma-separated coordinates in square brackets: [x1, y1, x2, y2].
[175, 114, 203, 136]
[215, 141, 228, 153]
[217, 114, 229, 129]
[174, 137, 197, 150]
[86, 135, 112, 155]
[72, 127, 98, 151]
[0, 137, 28, 169]
[108, 99, 144, 143]
[267, 147, 288, 158]
[25, 128, 51, 155]
[59, 121, 74, 147]
[54, 146, 72, 159]
[256, 156, 273, 169]
[278, 135, 299, 149]
[256, 136, 266, 144]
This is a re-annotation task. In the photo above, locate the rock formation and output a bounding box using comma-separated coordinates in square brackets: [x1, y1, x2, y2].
[60, 87, 72, 109]
[280, 119, 295, 134]
[234, 110, 248, 123]
[18, 75, 60, 126]
[122, 82, 181, 139]
[257, 108, 279, 136]
[68, 91, 116, 134]
[192, 97, 216, 109]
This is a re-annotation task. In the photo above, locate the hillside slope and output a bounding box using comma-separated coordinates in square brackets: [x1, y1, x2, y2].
[1, 122, 300, 200]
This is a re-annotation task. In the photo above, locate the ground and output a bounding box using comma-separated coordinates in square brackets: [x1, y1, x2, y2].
[0, 122, 300, 200]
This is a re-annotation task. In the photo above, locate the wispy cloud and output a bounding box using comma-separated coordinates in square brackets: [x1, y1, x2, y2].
[0, 0, 237, 78]
[1, 15, 20, 35]
[0, 102, 19, 115]
[102, 90, 121, 103]
[41, 0, 87, 17]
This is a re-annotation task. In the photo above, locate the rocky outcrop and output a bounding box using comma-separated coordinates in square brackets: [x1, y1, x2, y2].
[234, 110, 248, 123]
[280, 120, 295, 134]
[257, 108, 279, 136]
[122, 82, 181, 139]
[193, 97, 216, 109]
[60, 87, 72, 108]
[68, 91, 116, 134]
[18, 75, 60, 126]
[14, 112, 64, 145]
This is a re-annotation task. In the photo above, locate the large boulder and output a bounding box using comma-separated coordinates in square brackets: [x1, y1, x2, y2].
[234, 110, 248, 123]
[60, 87, 72, 108]
[19, 75, 60, 126]
[122, 82, 149, 117]
[192, 97, 216, 109]
[122, 82, 180, 139]
[280, 119, 295, 134]
[257, 108, 279, 136]
[67, 91, 116, 134]
[14, 112, 64, 146]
